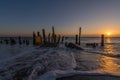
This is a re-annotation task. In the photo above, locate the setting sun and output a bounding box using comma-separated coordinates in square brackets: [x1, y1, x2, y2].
[106, 32, 111, 36]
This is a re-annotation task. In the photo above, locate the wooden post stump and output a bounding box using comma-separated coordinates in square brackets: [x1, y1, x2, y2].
[48, 33, 51, 43]
[101, 34, 104, 46]
[61, 36, 64, 44]
[42, 29, 46, 44]
[52, 26, 55, 43]
[57, 35, 61, 44]
[78, 27, 81, 45]
[18, 36, 22, 45]
[75, 35, 78, 44]
[33, 32, 36, 45]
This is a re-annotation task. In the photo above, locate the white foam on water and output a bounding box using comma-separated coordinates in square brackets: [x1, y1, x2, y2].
[0, 42, 120, 80]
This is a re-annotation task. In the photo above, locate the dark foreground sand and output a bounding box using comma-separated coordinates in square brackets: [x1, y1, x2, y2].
[57, 75, 120, 80]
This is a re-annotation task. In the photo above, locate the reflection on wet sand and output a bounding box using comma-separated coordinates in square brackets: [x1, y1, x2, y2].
[99, 56, 120, 74]
[99, 38, 120, 74]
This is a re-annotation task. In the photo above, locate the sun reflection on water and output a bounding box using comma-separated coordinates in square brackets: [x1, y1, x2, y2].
[99, 38, 120, 74]
[103, 38, 116, 54]
[106, 37, 111, 43]
[99, 56, 120, 74]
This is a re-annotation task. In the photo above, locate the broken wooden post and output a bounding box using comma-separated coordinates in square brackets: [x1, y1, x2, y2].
[42, 29, 46, 44]
[57, 35, 61, 44]
[23, 40, 25, 44]
[52, 26, 55, 43]
[0, 40, 2, 44]
[78, 27, 81, 45]
[75, 35, 78, 44]
[10, 38, 16, 45]
[48, 33, 51, 43]
[33, 32, 36, 45]
[54, 34, 57, 43]
[37, 32, 40, 36]
[66, 42, 84, 50]
[26, 40, 29, 45]
[101, 34, 104, 46]
[35, 31, 42, 45]
[18, 36, 22, 45]
[61, 36, 64, 44]
[4, 39, 9, 45]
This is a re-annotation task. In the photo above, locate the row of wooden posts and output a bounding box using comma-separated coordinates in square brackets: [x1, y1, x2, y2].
[75, 27, 105, 47]
[0, 37, 29, 45]
[0, 27, 105, 47]
[33, 27, 64, 47]
[0, 27, 65, 46]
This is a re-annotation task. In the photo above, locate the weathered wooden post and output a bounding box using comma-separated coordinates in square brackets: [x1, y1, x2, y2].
[57, 35, 61, 44]
[48, 33, 51, 43]
[42, 29, 46, 44]
[18, 36, 22, 45]
[78, 27, 81, 45]
[10, 38, 16, 45]
[0, 40, 2, 44]
[54, 34, 57, 44]
[26, 40, 29, 45]
[35, 31, 42, 45]
[61, 36, 64, 44]
[75, 34, 78, 44]
[52, 26, 55, 43]
[101, 34, 104, 46]
[33, 32, 36, 45]
[37, 32, 40, 36]
[4, 39, 9, 45]
[23, 40, 25, 44]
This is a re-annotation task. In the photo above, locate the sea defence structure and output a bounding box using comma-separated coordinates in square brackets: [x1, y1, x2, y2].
[33, 27, 62, 47]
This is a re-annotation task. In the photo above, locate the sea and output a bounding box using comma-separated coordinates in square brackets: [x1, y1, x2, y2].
[0, 37, 120, 80]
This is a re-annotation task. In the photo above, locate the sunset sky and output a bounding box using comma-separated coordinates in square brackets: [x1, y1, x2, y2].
[0, 0, 120, 37]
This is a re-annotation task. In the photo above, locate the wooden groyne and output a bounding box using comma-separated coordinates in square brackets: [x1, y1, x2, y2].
[0, 27, 105, 49]
[33, 27, 62, 47]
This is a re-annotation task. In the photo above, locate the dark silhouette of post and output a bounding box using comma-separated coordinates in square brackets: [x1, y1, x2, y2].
[52, 26, 55, 43]
[4, 39, 9, 45]
[10, 38, 16, 45]
[37, 32, 40, 36]
[61, 36, 64, 44]
[26, 40, 29, 45]
[57, 35, 61, 44]
[0, 40, 2, 44]
[23, 40, 25, 44]
[75, 35, 78, 44]
[48, 33, 51, 43]
[18, 36, 22, 45]
[33, 32, 36, 45]
[54, 34, 57, 43]
[101, 34, 104, 46]
[42, 29, 46, 44]
[78, 27, 81, 45]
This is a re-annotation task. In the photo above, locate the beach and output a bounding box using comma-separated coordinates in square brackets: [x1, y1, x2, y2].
[0, 37, 120, 80]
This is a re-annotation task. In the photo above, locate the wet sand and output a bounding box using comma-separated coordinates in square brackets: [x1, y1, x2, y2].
[57, 75, 120, 80]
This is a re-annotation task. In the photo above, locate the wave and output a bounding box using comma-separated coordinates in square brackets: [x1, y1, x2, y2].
[83, 49, 120, 58]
